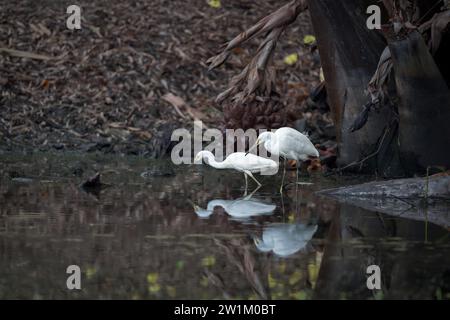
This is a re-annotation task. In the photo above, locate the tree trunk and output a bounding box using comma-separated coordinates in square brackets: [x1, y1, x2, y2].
[307, 0, 402, 175]
[387, 31, 450, 174]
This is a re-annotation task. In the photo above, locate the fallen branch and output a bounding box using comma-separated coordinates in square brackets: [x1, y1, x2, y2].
[318, 175, 450, 228]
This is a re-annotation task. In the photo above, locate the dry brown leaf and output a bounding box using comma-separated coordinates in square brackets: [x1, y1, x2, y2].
[162, 93, 208, 125]
[368, 46, 393, 104]
[162, 93, 188, 119]
[41, 79, 50, 90]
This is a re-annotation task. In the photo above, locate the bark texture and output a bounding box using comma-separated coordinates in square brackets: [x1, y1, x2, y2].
[307, 0, 398, 174]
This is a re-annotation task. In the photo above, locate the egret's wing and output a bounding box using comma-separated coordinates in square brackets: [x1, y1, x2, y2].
[264, 225, 304, 257]
[294, 224, 318, 241]
[273, 241, 304, 257]
[228, 200, 276, 217]
[279, 131, 318, 159]
[226, 153, 277, 172]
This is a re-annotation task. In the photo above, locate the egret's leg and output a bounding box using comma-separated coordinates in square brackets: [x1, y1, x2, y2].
[280, 158, 287, 194]
[244, 173, 248, 197]
[295, 165, 299, 214]
[245, 171, 262, 187]
[244, 185, 261, 201]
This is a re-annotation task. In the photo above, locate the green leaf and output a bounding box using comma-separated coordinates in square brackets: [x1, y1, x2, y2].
[208, 0, 221, 8]
[303, 35, 316, 45]
[201, 256, 216, 267]
[284, 53, 298, 66]
[146, 272, 159, 284]
[176, 260, 185, 270]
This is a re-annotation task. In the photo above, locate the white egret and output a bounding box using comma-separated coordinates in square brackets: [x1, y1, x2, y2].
[254, 223, 318, 257]
[247, 127, 320, 193]
[193, 194, 276, 220]
[195, 151, 278, 191]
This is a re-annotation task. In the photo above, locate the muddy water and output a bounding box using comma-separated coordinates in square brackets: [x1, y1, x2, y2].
[0, 153, 449, 300]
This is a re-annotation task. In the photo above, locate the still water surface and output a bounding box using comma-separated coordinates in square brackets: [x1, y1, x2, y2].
[0, 153, 449, 299]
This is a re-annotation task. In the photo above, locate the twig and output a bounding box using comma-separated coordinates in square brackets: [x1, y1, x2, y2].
[424, 166, 430, 199]
[0, 48, 54, 61]
[328, 125, 390, 176]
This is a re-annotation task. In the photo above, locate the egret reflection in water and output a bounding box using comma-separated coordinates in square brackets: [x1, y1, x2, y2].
[255, 223, 318, 257]
[193, 188, 276, 220]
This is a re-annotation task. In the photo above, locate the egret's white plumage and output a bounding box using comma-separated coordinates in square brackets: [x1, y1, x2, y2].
[195, 151, 278, 188]
[194, 198, 276, 219]
[254, 223, 318, 257]
[253, 127, 319, 160]
[248, 127, 319, 192]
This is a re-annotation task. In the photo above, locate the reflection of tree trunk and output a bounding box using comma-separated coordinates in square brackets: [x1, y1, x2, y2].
[314, 202, 450, 299]
[387, 31, 450, 174]
[387, 249, 450, 299]
[314, 204, 392, 299]
[307, 0, 397, 173]
[314, 206, 345, 299]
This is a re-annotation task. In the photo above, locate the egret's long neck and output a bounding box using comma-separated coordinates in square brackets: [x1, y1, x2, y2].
[204, 154, 227, 169]
[267, 133, 279, 154]
[207, 200, 230, 211]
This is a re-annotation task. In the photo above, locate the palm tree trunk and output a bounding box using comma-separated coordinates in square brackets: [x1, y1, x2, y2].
[307, 0, 399, 174]
[388, 31, 450, 173]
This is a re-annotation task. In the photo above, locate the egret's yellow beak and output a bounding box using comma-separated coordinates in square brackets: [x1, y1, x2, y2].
[245, 139, 262, 156]
[194, 154, 202, 163]
[187, 199, 200, 211]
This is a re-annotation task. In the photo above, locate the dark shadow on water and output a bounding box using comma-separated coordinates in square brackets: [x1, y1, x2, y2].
[0, 153, 449, 299]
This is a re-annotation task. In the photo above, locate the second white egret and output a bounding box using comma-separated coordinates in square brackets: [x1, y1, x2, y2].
[247, 127, 320, 193]
[254, 223, 318, 257]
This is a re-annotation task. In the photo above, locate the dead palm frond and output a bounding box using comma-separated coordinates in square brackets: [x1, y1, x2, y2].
[215, 27, 283, 104]
[351, 2, 448, 133]
[368, 46, 393, 105]
[350, 47, 393, 133]
[208, 0, 308, 104]
[419, 9, 450, 54]
[207, 0, 307, 70]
